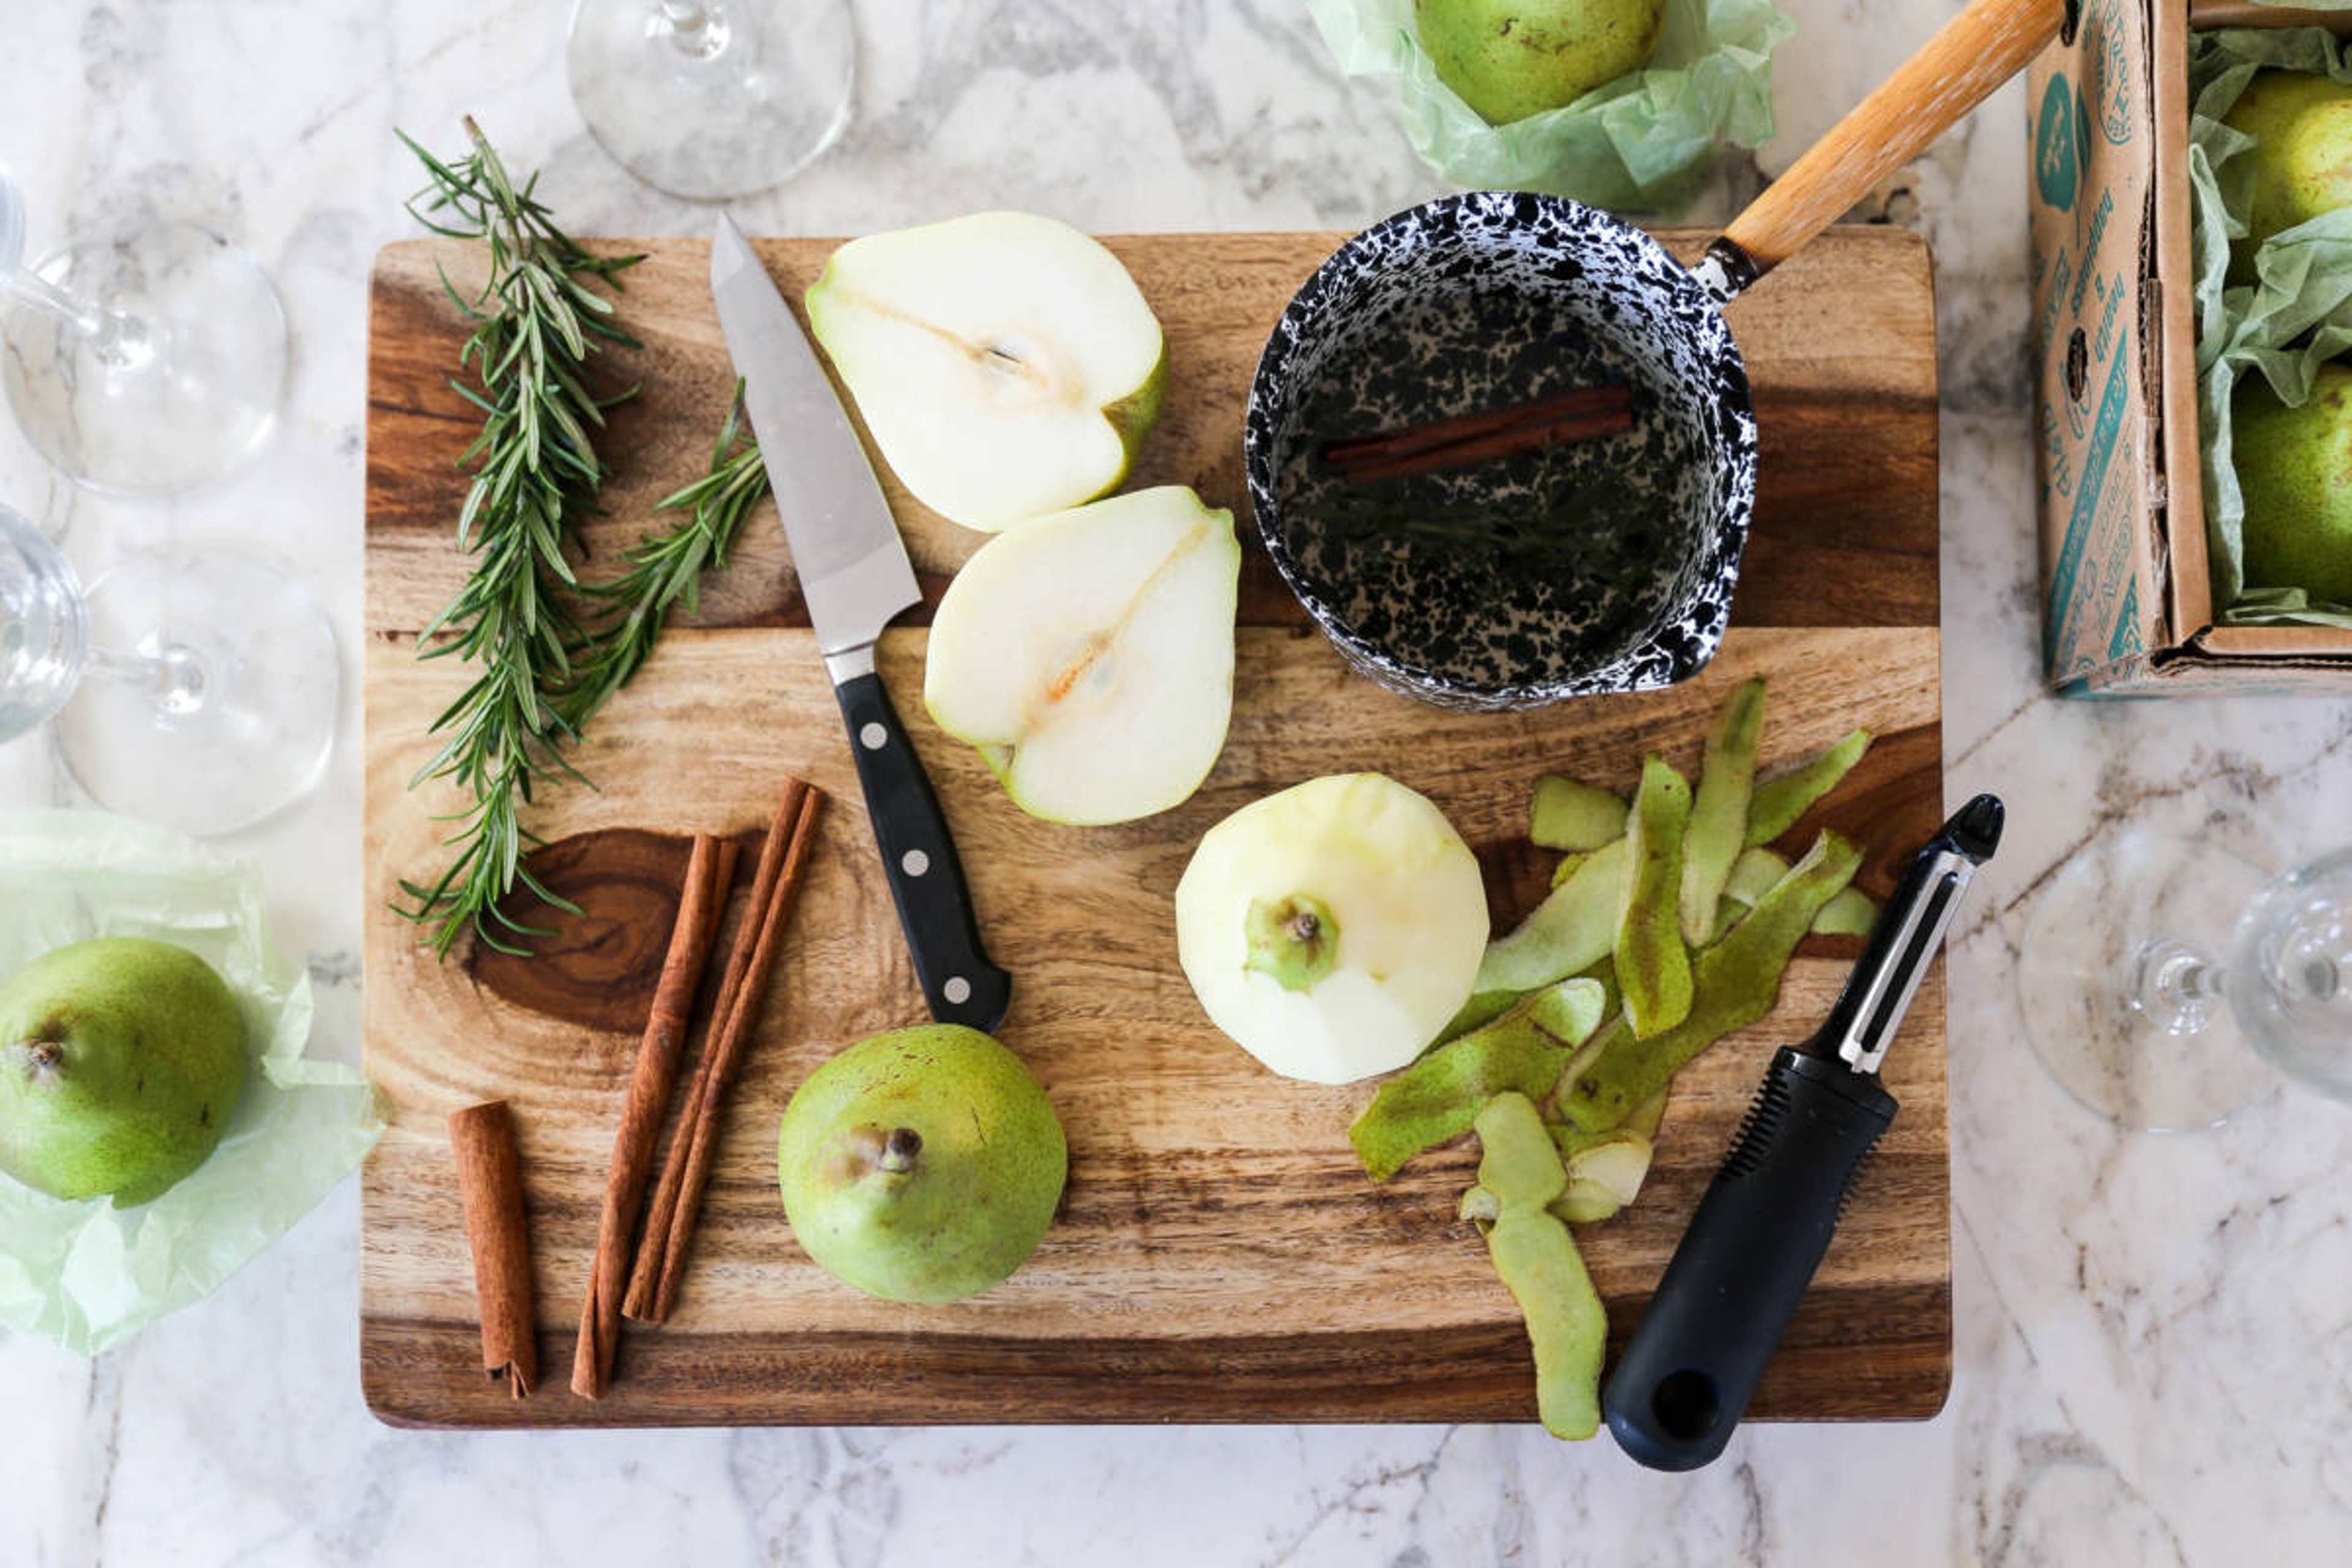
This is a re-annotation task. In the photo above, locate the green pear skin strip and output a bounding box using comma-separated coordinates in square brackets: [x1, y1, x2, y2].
[1744, 728, 1872, 847]
[1476, 837, 1629, 994]
[1463, 1093, 1608, 1441]
[1616, 756, 1695, 1039]
[1529, 775, 1630, 852]
[1559, 830, 1864, 1134]
[1349, 978, 1606, 1182]
[1678, 677, 1767, 947]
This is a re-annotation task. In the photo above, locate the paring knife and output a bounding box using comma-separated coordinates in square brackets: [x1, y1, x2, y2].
[710, 214, 1011, 1032]
[1602, 793, 2005, 1471]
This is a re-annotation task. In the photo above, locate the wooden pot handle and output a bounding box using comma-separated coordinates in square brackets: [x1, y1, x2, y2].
[1717, 0, 2070, 285]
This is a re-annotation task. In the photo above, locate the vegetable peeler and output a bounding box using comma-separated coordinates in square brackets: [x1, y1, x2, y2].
[1602, 793, 2005, 1470]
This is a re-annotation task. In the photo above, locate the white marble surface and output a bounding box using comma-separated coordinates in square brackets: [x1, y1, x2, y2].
[4, 2, 2350, 1564]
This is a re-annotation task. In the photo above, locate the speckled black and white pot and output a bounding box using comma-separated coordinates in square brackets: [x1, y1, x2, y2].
[1244, 190, 1759, 712]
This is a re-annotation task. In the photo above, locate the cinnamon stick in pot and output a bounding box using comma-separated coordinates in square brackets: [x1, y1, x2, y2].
[448, 1099, 537, 1398]
[570, 832, 738, 1400]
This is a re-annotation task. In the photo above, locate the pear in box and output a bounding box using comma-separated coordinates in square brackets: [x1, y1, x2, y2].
[2234, 361, 2352, 607]
[2222, 70, 2352, 284]
[924, 486, 1240, 826]
[806, 211, 1167, 530]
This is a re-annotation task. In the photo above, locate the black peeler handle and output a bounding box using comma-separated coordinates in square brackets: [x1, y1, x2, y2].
[1602, 1048, 1896, 1471]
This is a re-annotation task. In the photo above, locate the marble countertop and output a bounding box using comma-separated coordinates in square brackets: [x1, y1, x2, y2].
[6, 2, 2350, 1563]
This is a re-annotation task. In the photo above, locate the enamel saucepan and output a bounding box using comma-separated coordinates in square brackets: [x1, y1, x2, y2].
[1245, 0, 2071, 710]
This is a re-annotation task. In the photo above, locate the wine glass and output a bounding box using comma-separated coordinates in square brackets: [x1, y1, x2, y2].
[0, 504, 337, 837]
[2018, 831, 2352, 1131]
[0, 162, 287, 495]
[568, 0, 856, 202]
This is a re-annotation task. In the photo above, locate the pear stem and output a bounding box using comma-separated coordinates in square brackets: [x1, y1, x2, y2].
[8, 1039, 62, 1082]
[880, 1128, 922, 1174]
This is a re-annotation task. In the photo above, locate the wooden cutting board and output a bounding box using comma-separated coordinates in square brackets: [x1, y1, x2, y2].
[361, 229, 1943, 1429]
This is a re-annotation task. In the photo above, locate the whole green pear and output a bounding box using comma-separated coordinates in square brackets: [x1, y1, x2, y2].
[2234, 362, 2352, 608]
[2221, 69, 2352, 283]
[777, 1025, 1066, 1305]
[0, 937, 249, 1207]
[1418, 0, 1666, 126]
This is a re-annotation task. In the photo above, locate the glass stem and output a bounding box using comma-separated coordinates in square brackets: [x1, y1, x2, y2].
[4, 269, 153, 368]
[83, 641, 207, 718]
[657, 0, 734, 61]
[2131, 938, 2226, 1037]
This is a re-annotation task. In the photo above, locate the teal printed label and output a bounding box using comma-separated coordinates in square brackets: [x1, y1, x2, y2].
[2086, 0, 2135, 146]
[2036, 75, 2079, 212]
[2046, 348, 2132, 675]
[2070, 191, 2114, 320]
[2109, 578, 2143, 659]
[2039, 396, 2075, 501]
[2037, 243, 2074, 369]
[2091, 262, 2127, 365]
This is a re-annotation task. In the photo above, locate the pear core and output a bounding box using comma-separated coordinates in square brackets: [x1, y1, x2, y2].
[1245, 894, 1340, 992]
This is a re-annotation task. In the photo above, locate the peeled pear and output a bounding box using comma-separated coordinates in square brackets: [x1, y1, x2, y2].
[1417, 0, 1666, 126]
[1175, 774, 1489, 1085]
[806, 211, 1167, 530]
[777, 1025, 1066, 1305]
[2222, 70, 2352, 284]
[2234, 362, 2352, 606]
[924, 486, 1240, 826]
[0, 937, 249, 1207]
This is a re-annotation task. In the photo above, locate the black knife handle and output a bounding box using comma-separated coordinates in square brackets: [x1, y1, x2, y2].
[1603, 1048, 1896, 1471]
[833, 669, 1012, 1033]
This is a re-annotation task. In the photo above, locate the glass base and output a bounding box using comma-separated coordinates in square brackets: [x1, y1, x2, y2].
[55, 553, 338, 837]
[568, 0, 855, 202]
[2018, 831, 2277, 1132]
[1, 221, 287, 495]
[2233, 848, 2352, 1101]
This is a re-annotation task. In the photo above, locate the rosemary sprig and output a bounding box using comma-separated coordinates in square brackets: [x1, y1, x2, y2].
[562, 383, 771, 729]
[393, 119, 644, 959]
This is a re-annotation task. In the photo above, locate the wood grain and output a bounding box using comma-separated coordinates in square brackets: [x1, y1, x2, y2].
[362, 230, 1943, 1429]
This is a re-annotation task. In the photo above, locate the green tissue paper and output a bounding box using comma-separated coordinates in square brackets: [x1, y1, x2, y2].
[1308, 0, 1794, 214]
[0, 811, 382, 1354]
[2188, 25, 2352, 628]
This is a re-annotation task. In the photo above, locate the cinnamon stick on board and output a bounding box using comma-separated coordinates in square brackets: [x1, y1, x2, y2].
[448, 1099, 537, 1398]
[571, 832, 738, 1401]
[622, 778, 809, 1320]
[625, 779, 826, 1323]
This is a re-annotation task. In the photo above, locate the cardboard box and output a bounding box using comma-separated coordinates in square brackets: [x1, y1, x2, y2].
[2028, 0, 2352, 695]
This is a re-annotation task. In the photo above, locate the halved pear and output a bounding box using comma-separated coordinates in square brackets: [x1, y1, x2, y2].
[924, 486, 1240, 825]
[806, 212, 1167, 530]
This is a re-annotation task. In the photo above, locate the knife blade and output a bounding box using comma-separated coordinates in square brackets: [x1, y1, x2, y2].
[710, 214, 1011, 1032]
[1600, 794, 2005, 1470]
